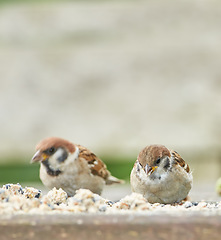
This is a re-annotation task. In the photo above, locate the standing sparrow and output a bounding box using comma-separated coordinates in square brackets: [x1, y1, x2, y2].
[31, 137, 123, 196]
[130, 145, 193, 204]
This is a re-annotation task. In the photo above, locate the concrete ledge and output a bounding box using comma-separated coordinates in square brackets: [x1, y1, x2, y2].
[0, 213, 220, 240]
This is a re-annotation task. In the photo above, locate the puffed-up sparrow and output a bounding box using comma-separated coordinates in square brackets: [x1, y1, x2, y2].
[31, 137, 123, 196]
[130, 144, 193, 204]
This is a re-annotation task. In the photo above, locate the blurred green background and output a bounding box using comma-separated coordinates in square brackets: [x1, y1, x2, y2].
[0, 157, 134, 183]
[0, 0, 221, 200]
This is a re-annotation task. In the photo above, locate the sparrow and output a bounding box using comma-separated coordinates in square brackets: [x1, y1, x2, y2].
[31, 137, 123, 196]
[130, 144, 193, 204]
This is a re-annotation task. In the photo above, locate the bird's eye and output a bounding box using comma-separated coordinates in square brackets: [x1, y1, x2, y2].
[47, 147, 55, 154]
[156, 158, 161, 164]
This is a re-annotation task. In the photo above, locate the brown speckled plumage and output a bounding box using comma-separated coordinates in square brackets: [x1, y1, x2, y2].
[171, 150, 190, 173]
[130, 144, 193, 204]
[76, 144, 110, 181]
[32, 137, 123, 196]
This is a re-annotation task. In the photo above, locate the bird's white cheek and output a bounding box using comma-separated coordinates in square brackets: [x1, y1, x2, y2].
[65, 147, 79, 165]
[53, 148, 65, 161]
[46, 155, 60, 169]
[55, 147, 80, 172]
[135, 164, 148, 182]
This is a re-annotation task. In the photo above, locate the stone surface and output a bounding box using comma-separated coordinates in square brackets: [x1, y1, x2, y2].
[0, 213, 220, 240]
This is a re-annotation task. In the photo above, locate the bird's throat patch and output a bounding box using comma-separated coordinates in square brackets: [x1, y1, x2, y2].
[42, 159, 62, 176]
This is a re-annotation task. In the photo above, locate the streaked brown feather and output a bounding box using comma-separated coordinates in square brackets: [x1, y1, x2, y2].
[76, 144, 110, 180]
[171, 150, 190, 173]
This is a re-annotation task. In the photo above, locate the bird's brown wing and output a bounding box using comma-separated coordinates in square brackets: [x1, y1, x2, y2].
[171, 150, 190, 173]
[76, 144, 110, 180]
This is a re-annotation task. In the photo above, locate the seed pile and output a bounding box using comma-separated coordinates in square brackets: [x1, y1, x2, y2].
[0, 184, 220, 214]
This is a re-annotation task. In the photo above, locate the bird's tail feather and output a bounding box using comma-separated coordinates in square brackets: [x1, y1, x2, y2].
[105, 175, 125, 185]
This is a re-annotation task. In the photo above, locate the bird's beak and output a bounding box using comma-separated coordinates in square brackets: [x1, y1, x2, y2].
[144, 164, 158, 175]
[31, 150, 48, 163]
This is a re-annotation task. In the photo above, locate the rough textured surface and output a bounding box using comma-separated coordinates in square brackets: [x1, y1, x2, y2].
[0, 184, 221, 214]
[0, 184, 221, 239]
[0, 214, 220, 240]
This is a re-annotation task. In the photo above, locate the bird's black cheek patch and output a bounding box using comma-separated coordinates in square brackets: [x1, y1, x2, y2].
[163, 158, 170, 171]
[42, 159, 62, 177]
[136, 163, 141, 172]
[57, 149, 68, 163]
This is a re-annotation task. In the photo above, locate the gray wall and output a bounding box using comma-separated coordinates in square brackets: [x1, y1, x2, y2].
[0, 0, 221, 174]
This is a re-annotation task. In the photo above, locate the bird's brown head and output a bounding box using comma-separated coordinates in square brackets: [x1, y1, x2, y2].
[31, 137, 76, 163]
[137, 145, 171, 175]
